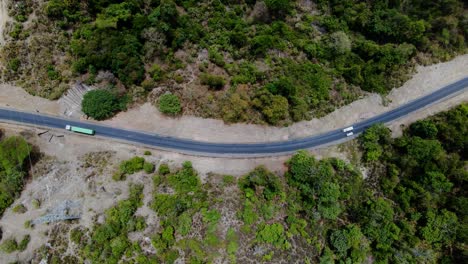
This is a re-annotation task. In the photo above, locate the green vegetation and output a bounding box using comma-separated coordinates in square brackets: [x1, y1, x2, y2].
[18, 235, 30, 251]
[114, 156, 154, 181]
[0, 136, 32, 217]
[0, 238, 18, 253]
[2, 0, 465, 124]
[12, 204, 27, 213]
[158, 93, 182, 115]
[143, 162, 155, 174]
[82, 90, 127, 120]
[18, 103, 467, 263]
[79, 183, 146, 263]
[0, 235, 30, 253]
[200, 73, 226, 90]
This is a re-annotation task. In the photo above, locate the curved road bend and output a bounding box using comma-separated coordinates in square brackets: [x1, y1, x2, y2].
[0, 77, 467, 156]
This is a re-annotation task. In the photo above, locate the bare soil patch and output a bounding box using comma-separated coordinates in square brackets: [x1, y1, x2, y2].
[0, 0, 9, 45]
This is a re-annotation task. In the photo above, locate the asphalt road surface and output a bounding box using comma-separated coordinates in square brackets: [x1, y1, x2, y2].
[0, 77, 467, 156]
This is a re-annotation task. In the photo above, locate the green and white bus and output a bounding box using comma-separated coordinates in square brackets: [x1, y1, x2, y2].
[65, 125, 95, 135]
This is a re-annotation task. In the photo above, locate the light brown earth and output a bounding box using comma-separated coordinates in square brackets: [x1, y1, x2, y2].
[0, 0, 9, 45]
[0, 55, 466, 144]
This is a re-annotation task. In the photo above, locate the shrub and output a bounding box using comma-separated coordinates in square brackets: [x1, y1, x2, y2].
[31, 199, 40, 209]
[208, 48, 225, 67]
[23, 220, 33, 229]
[70, 228, 84, 244]
[256, 223, 290, 249]
[158, 94, 182, 115]
[143, 162, 155, 174]
[158, 163, 171, 175]
[168, 162, 201, 193]
[8, 58, 20, 72]
[112, 170, 125, 181]
[265, 0, 292, 16]
[222, 175, 236, 186]
[141, 79, 155, 91]
[149, 64, 164, 82]
[144, 150, 152, 155]
[82, 90, 122, 120]
[200, 74, 226, 90]
[119, 156, 145, 175]
[12, 204, 27, 213]
[18, 235, 30, 251]
[0, 238, 18, 253]
[0, 136, 31, 216]
[252, 90, 289, 125]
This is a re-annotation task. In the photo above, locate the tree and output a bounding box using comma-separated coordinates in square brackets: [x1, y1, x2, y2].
[158, 93, 181, 115]
[256, 223, 290, 249]
[328, 31, 352, 55]
[409, 120, 438, 139]
[421, 210, 458, 248]
[82, 90, 121, 120]
[406, 137, 443, 163]
[317, 181, 342, 220]
[253, 90, 289, 125]
[264, 0, 292, 17]
[359, 124, 392, 162]
[200, 74, 226, 90]
[95, 3, 132, 29]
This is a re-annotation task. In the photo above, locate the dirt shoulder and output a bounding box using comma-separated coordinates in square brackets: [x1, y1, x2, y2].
[0, 54, 467, 143]
[0, 0, 9, 45]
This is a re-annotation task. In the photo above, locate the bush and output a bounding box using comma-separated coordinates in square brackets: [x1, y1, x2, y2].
[70, 228, 84, 244]
[18, 235, 30, 251]
[7, 58, 20, 72]
[31, 199, 40, 209]
[256, 223, 290, 249]
[265, 0, 292, 16]
[252, 90, 289, 125]
[12, 204, 27, 214]
[82, 90, 122, 120]
[0, 136, 31, 216]
[200, 74, 226, 90]
[144, 150, 152, 155]
[149, 64, 164, 82]
[119, 156, 145, 175]
[143, 162, 155, 173]
[208, 48, 225, 67]
[158, 93, 182, 115]
[158, 163, 171, 175]
[24, 220, 32, 229]
[0, 238, 18, 253]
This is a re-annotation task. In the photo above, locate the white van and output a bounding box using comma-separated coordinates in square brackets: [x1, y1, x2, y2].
[343, 126, 354, 133]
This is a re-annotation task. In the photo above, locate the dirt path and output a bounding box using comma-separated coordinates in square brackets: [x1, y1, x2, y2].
[0, 0, 9, 45]
[0, 54, 467, 143]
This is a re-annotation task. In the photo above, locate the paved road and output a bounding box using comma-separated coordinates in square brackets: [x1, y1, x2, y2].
[0, 77, 467, 156]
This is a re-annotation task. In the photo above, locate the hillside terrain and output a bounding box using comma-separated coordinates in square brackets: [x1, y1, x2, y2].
[0, 0, 466, 125]
[0, 103, 466, 263]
